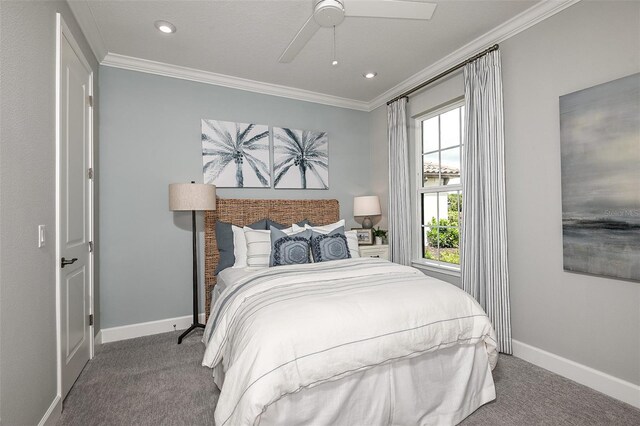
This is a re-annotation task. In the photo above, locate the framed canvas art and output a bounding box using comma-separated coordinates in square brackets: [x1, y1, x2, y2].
[202, 119, 270, 188]
[560, 73, 640, 282]
[273, 127, 328, 189]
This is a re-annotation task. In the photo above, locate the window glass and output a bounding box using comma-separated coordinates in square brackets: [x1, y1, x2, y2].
[422, 116, 439, 153]
[440, 108, 460, 149]
[441, 147, 461, 185]
[417, 103, 464, 268]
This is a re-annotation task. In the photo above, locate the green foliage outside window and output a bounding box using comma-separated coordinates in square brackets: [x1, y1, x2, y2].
[426, 194, 462, 248]
[426, 194, 462, 264]
[447, 193, 461, 218]
[425, 249, 460, 264]
[426, 219, 458, 248]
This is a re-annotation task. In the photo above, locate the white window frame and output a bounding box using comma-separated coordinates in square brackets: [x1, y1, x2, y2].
[412, 99, 464, 275]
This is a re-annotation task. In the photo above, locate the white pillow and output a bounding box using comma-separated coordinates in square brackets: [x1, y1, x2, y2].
[277, 225, 297, 235]
[344, 230, 361, 259]
[231, 225, 248, 268]
[234, 224, 293, 268]
[296, 219, 346, 234]
[243, 227, 271, 268]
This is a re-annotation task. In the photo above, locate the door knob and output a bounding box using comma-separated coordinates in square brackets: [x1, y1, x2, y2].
[61, 257, 78, 268]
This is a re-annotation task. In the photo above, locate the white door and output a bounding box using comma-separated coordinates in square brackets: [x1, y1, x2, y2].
[57, 16, 93, 400]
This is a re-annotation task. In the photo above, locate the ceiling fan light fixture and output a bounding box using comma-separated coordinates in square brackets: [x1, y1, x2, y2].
[279, 0, 437, 64]
[364, 72, 377, 79]
[154, 20, 176, 34]
[314, 0, 345, 27]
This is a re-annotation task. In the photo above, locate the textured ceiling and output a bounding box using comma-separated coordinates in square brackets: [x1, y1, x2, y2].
[73, 0, 538, 103]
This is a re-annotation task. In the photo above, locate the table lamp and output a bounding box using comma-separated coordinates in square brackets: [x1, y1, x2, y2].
[354, 195, 381, 229]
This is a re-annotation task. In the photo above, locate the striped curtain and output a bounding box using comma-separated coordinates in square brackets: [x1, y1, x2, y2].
[461, 50, 512, 354]
[387, 98, 412, 265]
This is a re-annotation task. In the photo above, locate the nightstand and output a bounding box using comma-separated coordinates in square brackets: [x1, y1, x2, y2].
[359, 244, 389, 260]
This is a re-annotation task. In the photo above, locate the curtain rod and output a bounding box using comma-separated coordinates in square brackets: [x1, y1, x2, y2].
[386, 44, 499, 106]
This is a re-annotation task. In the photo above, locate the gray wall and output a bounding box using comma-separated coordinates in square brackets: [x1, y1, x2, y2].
[370, 0, 640, 385]
[501, 1, 639, 385]
[0, 1, 98, 424]
[99, 66, 372, 329]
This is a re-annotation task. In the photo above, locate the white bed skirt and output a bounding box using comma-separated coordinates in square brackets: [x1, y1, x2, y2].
[213, 342, 495, 426]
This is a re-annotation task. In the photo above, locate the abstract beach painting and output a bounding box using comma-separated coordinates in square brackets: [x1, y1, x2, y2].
[273, 127, 328, 189]
[202, 120, 270, 188]
[560, 73, 640, 282]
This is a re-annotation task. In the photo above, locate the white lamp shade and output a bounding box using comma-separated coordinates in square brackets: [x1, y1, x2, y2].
[353, 195, 381, 217]
[169, 183, 216, 211]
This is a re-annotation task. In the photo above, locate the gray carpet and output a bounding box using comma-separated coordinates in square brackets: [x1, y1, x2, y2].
[58, 331, 640, 426]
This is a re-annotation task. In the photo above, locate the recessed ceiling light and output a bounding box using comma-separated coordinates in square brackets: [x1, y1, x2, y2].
[154, 20, 176, 34]
[363, 72, 377, 79]
[332, 60, 339, 66]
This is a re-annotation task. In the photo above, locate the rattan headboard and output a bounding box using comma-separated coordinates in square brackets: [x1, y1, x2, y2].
[204, 198, 340, 318]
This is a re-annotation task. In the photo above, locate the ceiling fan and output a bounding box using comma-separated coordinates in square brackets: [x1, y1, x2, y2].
[279, 0, 437, 63]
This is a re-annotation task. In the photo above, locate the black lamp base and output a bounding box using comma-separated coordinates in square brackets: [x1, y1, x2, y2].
[177, 322, 205, 344]
[178, 208, 203, 345]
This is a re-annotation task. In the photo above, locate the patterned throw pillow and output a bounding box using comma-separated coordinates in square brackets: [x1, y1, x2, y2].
[310, 226, 351, 263]
[270, 227, 312, 267]
[302, 223, 360, 259]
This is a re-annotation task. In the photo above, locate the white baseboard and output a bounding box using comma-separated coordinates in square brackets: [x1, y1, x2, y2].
[512, 339, 640, 409]
[100, 313, 206, 344]
[94, 330, 103, 346]
[38, 395, 61, 426]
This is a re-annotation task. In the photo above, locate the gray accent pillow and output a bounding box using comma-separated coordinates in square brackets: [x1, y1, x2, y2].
[269, 226, 312, 267]
[251, 219, 268, 230]
[215, 219, 267, 274]
[267, 219, 312, 230]
[310, 226, 351, 263]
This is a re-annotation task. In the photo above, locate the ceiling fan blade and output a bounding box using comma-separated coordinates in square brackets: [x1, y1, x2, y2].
[278, 15, 321, 63]
[345, 1, 437, 20]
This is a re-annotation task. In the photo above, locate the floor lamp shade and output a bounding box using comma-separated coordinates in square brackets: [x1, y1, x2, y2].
[169, 183, 216, 211]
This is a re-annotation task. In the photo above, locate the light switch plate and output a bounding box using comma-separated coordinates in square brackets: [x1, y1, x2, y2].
[38, 225, 45, 248]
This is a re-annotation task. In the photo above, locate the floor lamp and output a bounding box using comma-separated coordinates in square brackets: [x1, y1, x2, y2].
[169, 181, 216, 344]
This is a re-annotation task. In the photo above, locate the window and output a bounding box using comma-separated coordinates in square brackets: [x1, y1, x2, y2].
[415, 101, 464, 270]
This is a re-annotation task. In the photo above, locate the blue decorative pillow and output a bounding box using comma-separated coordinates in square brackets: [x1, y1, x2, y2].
[215, 219, 268, 274]
[311, 226, 351, 263]
[269, 227, 312, 267]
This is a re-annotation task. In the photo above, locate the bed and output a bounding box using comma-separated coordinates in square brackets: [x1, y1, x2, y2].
[203, 199, 497, 426]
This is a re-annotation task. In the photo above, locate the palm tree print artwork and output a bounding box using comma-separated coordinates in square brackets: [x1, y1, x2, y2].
[202, 120, 270, 188]
[273, 127, 328, 189]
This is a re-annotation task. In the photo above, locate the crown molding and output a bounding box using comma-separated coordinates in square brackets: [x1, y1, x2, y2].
[366, 0, 582, 111]
[67, 0, 107, 62]
[101, 53, 371, 111]
[89, 0, 579, 112]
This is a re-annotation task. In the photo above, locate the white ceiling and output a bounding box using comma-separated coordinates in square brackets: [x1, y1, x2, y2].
[70, 0, 540, 105]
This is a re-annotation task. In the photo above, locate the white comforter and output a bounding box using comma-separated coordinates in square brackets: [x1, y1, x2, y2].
[202, 258, 497, 426]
